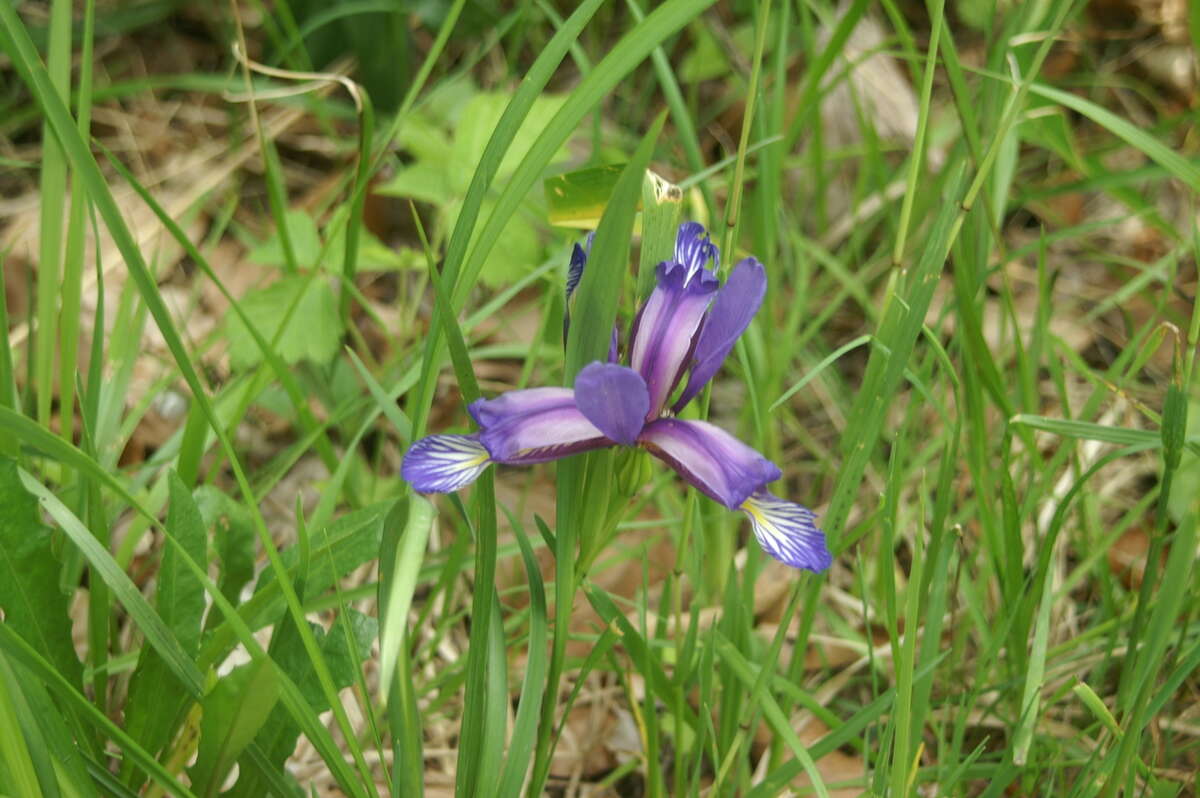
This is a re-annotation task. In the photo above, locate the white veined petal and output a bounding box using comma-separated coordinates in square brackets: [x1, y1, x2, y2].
[740, 491, 832, 572]
[402, 435, 491, 493]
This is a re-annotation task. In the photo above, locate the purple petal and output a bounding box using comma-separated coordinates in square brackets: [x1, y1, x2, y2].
[402, 434, 491, 493]
[565, 232, 594, 301]
[468, 387, 611, 464]
[637, 418, 780, 508]
[673, 257, 767, 412]
[574, 362, 649, 446]
[563, 233, 595, 346]
[629, 262, 718, 417]
[741, 490, 832, 572]
[675, 221, 720, 279]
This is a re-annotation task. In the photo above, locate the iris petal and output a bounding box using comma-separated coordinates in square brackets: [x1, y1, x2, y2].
[574, 362, 649, 446]
[629, 262, 718, 417]
[638, 418, 780, 508]
[469, 387, 611, 464]
[741, 491, 832, 572]
[675, 221, 720, 280]
[673, 257, 767, 412]
[563, 233, 595, 345]
[402, 434, 491, 493]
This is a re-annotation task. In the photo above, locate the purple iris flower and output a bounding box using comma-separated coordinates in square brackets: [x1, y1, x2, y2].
[402, 222, 832, 572]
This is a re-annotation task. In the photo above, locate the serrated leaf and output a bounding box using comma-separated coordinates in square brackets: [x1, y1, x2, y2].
[247, 210, 323, 269]
[324, 206, 418, 272]
[194, 486, 256, 606]
[0, 457, 81, 688]
[123, 473, 209, 776]
[225, 275, 343, 369]
[200, 504, 388, 671]
[451, 92, 569, 189]
[189, 658, 279, 798]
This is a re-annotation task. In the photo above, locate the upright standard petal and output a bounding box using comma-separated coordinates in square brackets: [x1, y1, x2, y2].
[741, 491, 832, 572]
[675, 221, 720, 280]
[629, 262, 718, 417]
[402, 434, 491, 493]
[469, 387, 611, 464]
[574, 362, 650, 446]
[673, 257, 767, 412]
[638, 418, 780, 509]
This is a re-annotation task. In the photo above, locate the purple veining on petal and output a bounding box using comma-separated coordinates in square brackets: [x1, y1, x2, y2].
[574, 362, 650, 446]
[565, 232, 594, 301]
[401, 434, 491, 493]
[563, 232, 596, 346]
[673, 257, 767, 412]
[741, 490, 832, 572]
[637, 418, 780, 509]
[675, 221, 720, 280]
[468, 387, 611, 465]
[629, 261, 719, 418]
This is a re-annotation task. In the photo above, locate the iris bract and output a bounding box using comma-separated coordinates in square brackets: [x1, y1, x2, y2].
[403, 222, 832, 572]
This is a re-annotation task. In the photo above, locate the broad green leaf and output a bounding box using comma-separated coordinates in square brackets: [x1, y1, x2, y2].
[467, 199, 540, 286]
[0, 623, 197, 797]
[678, 21, 732, 82]
[200, 504, 388, 671]
[0, 457, 81, 688]
[544, 165, 683, 230]
[544, 164, 641, 229]
[189, 658, 280, 798]
[15, 469, 206, 699]
[0, 653, 49, 798]
[123, 473, 208, 771]
[225, 275, 343, 369]
[395, 113, 453, 164]
[325, 205, 417, 272]
[1, 653, 99, 798]
[247, 210, 322, 269]
[451, 92, 569, 189]
[230, 609, 375, 797]
[195, 485, 256, 607]
[377, 161, 455, 205]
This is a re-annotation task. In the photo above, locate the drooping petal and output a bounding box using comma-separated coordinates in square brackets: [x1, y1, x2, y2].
[469, 387, 611, 464]
[402, 434, 491, 493]
[673, 257, 767, 412]
[629, 262, 718, 417]
[638, 418, 780, 508]
[675, 221, 720, 280]
[741, 490, 832, 572]
[574, 362, 649, 446]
